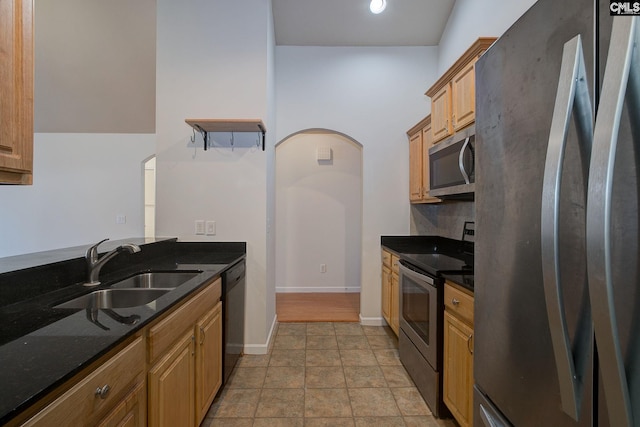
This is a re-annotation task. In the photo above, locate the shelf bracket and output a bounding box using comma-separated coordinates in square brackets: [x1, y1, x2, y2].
[193, 124, 209, 150]
[258, 123, 266, 151]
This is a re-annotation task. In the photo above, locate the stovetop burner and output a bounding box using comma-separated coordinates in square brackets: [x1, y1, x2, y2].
[400, 252, 472, 276]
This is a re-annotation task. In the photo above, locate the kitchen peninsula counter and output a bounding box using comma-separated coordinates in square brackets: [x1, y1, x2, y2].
[0, 239, 245, 424]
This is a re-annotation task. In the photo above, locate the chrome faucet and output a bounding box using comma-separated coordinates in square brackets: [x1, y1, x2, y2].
[84, 238, 141, 286]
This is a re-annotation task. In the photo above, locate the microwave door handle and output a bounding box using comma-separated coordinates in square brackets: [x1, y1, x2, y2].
[541, 34, 593, 422]
[587, 16, 639, 427]
[458, 137, 471, 184]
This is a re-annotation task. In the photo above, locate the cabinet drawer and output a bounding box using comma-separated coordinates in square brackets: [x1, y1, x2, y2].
[382, 250, 391, 268]
[391, 255, 400, 276]
[23, 337, 144, 427]
[148, 278, 221, 363]
[444, 282, 474, 325]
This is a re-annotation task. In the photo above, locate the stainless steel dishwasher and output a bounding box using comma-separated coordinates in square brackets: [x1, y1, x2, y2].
[221, 260, 245, 386]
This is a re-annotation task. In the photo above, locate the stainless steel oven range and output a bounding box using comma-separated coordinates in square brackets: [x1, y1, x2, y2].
[398, 259, 449, 418]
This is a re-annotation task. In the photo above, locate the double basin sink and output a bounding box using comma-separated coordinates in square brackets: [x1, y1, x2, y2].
[54, 271, 201, 310]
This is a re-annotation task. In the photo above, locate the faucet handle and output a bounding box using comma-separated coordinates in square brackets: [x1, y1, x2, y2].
[86, 238, 110, 261]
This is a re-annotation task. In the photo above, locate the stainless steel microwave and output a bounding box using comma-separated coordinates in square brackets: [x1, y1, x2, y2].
[429, 126, 475, 198]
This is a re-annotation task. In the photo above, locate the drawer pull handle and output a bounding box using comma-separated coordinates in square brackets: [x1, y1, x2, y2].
[200, 326, 205, 344]
[467, 333, 474, 355]
[452, 298, 460, 306]
[95, 385, 111, 399]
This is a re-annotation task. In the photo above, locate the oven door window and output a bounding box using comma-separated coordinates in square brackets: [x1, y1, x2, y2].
[403, 278, 431, 345]
[400, 263, 440, 368]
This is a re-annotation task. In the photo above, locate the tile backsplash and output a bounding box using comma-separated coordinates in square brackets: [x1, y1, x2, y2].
[410, 201, 475, 240]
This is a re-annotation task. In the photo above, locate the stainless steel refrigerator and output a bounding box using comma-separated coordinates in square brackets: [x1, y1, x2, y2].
[474, 0, 640, 425]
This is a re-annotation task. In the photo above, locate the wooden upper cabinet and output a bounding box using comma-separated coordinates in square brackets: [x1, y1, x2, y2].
[0, 0, 34, 184]
[430, 84, 452, 142]
[408, 131, 423, 202]
[451, 58, 477, 132]
[426, 38, 496, 144]
[407, 116, 440, 204]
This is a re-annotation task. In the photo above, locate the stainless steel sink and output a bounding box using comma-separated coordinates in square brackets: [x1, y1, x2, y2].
[109, 271, 201, 289]
[54, 288, 172, 309]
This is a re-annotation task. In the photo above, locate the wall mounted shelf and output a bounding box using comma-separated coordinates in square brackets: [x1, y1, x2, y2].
[185, 119, 266, 151]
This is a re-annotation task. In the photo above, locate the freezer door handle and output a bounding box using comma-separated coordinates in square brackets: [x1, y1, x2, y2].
[541, 34, 593, 421]
[479, 404, 507, 427]
[587, 16, 639, 427]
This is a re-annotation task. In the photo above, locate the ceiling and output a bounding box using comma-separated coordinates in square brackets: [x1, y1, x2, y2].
[272, 0, 456, 47]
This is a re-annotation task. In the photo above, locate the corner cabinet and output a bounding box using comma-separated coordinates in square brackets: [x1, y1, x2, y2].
[443, 281, 474, 427]
[381, 250, 399, 336]
[426, 38, 496, 144]
[0, 0, 34, 184]
[407, 116, 440, 204]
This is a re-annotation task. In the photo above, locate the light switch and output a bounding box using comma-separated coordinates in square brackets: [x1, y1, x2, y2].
[195, 220, 205, 235]
[206, 221, 216, 235]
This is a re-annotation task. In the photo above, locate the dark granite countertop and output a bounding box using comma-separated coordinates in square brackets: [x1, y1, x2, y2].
[0, 239, 246, 425]
[381, 235, 474, 292]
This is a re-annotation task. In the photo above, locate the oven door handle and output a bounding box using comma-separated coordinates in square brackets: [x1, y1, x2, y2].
[398, 261, 435, 287]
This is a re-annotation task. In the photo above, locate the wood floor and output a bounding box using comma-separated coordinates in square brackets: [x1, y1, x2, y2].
[276, 292, 360, 322]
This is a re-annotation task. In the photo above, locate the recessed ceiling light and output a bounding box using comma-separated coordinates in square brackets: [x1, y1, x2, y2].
[370, 0, 387, 14]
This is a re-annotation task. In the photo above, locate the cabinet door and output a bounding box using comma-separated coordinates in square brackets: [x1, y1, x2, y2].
[421, 123, 440, 203]
[408, 131, 424, 202]
[195, 301, 222, 424]
[443, 310, 474, 427]
[431, 84, 452, 143]
[451, 58, 477, 132]
[97, 382, 146, 427]
[0, 0, 33, 184]
[390, 273, 399, 335]
[148, 330, 195, 427]
[381, 265, 391, 324]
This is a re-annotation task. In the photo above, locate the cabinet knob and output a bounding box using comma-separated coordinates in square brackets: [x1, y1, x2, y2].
[452, 298, 460, 306]
[94, 384, 111, 399]
[191, 335, 196, 356]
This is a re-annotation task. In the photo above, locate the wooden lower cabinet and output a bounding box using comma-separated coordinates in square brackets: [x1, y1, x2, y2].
[22, 337, 145, 427]
[18, 278, 223, 427]
[443, 282, 474, 427]
[381, 264, 391, 322]
[97, 382, 146, 427]
[148, 330, 195, 427]
[195, 301, 223, 424]
[381, 250, 400, 336]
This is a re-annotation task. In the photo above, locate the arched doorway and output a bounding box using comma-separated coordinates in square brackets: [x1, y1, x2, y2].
[275, 129, 363, 321]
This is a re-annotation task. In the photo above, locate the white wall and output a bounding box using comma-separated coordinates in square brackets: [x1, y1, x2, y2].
[436, 0, 538, 74]
[0, 134, 155, 257]
[275, 46, 439, 324]
[155, 0, 274, 354]
[275, 132, 362, 293]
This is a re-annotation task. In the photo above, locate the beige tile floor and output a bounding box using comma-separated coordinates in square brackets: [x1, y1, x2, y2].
[201, 322, 457, 427]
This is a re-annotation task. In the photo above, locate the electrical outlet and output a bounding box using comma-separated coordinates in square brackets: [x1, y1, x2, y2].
[115, 214, 126, 224]
[195, 220, 205, 235]
[320, 264, 327, 273]
[206, 221, 216, 235]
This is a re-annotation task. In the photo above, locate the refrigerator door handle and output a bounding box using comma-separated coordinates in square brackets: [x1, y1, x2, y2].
[587, 16, 639, 427]
[479, 404, 507, 427]
[541, 34, 593, 421]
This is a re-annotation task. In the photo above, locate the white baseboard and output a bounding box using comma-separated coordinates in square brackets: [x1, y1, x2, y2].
[243, 314, 278, 355]
[276, 286, 361, 293]
[359, 314, 386, 326]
